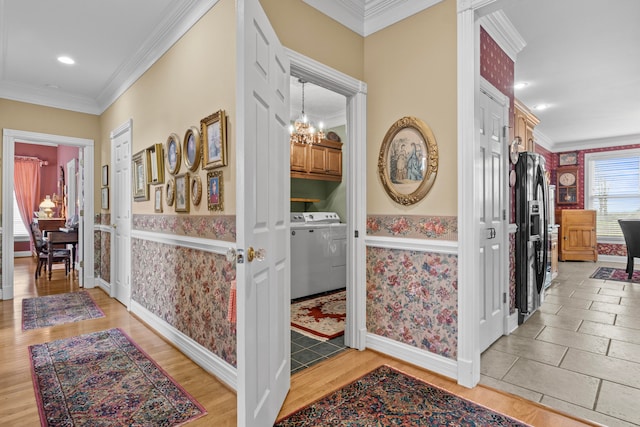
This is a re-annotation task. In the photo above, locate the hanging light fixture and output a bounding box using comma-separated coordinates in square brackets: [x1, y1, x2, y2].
[289, 79, 325, 145]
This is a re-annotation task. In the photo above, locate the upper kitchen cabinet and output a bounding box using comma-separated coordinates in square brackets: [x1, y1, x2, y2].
[514, 99, 540, 152]
[291, 139, 342, 182]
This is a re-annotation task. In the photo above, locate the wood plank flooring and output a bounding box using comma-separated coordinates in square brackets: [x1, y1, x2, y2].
[1, 257, 598, 426]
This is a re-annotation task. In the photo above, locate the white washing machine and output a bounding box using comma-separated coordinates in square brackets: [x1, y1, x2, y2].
[290, 212, 346, 299]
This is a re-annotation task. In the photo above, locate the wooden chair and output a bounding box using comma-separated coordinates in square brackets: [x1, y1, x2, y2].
[618, 219, 640, 279]
[29, 222, 71, 279]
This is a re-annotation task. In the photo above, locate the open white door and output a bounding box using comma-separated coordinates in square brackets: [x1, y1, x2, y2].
[110, 121, 133, 308]
[75, 154, 85, 286]
[236, 0, 291, 425]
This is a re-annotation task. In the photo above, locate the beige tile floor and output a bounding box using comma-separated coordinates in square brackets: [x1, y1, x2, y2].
[481, 260, 640, 427]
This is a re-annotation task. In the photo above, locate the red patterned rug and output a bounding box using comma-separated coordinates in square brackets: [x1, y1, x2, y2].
[22, 291, 105, 330]
[291, 290, 346, 341]
[29, 328, 206, 426]
[590, 266, 640, 283]
[275, 365, 530, 426]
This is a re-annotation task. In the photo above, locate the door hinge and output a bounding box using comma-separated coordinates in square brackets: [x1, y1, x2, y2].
[80, 260, 84, 268]
[80, 210, 84, 216]
[503, 209, 506, 221]
[503, 126, 509, 139]
[354, 230, 359, 238]
[503, 292, 507, 304]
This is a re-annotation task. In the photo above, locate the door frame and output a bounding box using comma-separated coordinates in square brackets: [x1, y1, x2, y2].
[2, 129, 95, 300]
[287, 49, 368, 350]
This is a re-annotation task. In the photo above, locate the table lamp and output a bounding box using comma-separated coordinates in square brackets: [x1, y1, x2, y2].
[39, 195, 55, 218]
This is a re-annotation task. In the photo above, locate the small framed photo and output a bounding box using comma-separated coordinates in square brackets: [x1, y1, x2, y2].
[201, 110, 227, 169]
[154, 187, 163, 213]
[175, 173, 190, 213]
[207, 170, 224, 211]
[191, 175, 202, 206]
[132, 150, 149, 201]
[558, 151, 578, 166]
[165, 133, 181, 175]
[101, 187, 109, 209]
[183, 126, 201, 172]
[102, 165, 109, 186]
[146, 143, 165, 184]
[166, 178, 175, 206]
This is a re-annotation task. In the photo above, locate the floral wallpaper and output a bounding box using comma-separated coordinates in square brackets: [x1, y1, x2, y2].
[131, 238, 237, 367]
[367, 215, 457, 240]
[509, 233, 516, 314]
[366, 246, 458, 359]
[94, 214, 112, 282]
[598, 243, 626, 257]
[133, 214, 236, 242]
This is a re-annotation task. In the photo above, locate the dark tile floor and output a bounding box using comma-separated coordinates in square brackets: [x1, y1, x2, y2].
[291, 330, 346, 374]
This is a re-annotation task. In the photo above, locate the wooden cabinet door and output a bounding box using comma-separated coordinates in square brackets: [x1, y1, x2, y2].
[325, 148, 342, 176]
[308, 145, 327, 174]
[290, 142, 308, 172]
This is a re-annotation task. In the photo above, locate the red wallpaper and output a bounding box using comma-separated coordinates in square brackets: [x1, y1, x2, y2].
[15, 143, 58, 201]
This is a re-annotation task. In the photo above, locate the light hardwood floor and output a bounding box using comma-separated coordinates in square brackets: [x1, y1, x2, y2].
[1, 257, 598, 426]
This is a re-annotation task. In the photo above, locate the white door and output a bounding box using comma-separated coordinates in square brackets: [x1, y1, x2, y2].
[236, 0, 290, 425]
[76, 152, 85, 286]
[478, 85, 507, 352]
[111, 121, 132, 308]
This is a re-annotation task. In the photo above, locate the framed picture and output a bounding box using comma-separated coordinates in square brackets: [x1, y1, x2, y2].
[183, 126, 201, 172]
[102, 165, 109, 186]
[191, 175, 202, 206]
[101, 187, 109, 209]
[558, 151, 578, 166]
[166, 178, 175, 206]
[207, 170, 224, 211]
[146, 143, 164, 184]
[175, 173, 190, 213]
[132, 150, 149, 201]
[201, 110, 227, 169]
[377, 116, 439, 206]
[154, 187, 163, 213]
[165, 133, 181, 175]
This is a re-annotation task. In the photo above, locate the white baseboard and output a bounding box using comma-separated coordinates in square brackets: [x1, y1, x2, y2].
[366, 333, 458, 380]
[130, 300, 237, 390]
[597, 255, 626, 264]
[96, 277, 112, 295]
[14, 251, 32, 258]
[507, 310, 519, 334]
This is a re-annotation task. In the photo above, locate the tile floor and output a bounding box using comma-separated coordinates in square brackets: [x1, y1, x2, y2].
[291, 330, 346, 374]
[481, 260, 640, 427]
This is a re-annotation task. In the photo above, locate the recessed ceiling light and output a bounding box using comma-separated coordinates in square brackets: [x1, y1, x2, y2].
[514, 82, 529, 90]
[57, 56, 75, 65]
[45, 84, 60, 89]
[533, 104, 549, 111]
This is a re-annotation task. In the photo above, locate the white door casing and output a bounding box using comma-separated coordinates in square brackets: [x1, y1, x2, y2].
[478, 80, 509, 352]
[110, 120, 133, 309]
[76, 152, 85, 286]
[236, 0, 291, 425]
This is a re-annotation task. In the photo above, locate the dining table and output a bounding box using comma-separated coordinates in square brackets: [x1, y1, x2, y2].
[45, 229, 78, 280]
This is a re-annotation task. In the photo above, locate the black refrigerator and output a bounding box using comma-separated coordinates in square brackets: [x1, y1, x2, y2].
[515, 152, 549, 324]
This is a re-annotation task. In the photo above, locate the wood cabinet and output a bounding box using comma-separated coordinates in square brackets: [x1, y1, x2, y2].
[291, 139, 342, 182]
[34, 218, 66, 233]
[556, 209, 597, 262]
[550, 229, 559, 279]
[514, 99, 540, 152]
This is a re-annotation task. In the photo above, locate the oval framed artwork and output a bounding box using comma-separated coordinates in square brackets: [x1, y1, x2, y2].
[183, 126, 201, 172]
[165, 133, 181, 175]
[377, 116, 438, 206]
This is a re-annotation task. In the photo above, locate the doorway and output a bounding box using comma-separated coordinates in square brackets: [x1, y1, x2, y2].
[2, 129, 95, 300]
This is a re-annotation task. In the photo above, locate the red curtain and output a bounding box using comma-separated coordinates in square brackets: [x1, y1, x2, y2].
[14, 158, 41, 246]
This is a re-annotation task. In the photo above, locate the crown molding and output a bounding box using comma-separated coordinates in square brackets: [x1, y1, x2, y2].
[303, 0, 364, 35]
[0, 80, 101, 114]
[478, 10, 525, 61]
[532, 129, 553, 152]
[553, 133, 640, 153]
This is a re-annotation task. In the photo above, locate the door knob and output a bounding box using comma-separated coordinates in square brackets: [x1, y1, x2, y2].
[247, 247, 265, 262]
[226, 248, 236, 262]
[112, 224, 117, 228]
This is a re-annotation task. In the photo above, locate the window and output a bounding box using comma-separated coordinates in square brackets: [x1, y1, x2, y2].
[13, 191, 30, 240]
[585, 148, 640, 241]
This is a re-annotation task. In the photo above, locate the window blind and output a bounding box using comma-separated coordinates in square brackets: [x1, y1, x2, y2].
[13, 191, 30, 238]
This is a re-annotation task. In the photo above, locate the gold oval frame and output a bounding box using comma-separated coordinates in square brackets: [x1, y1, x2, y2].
[377, 116, 438, 206]
[166, 178, 176, 206]
[165, 133, 181, 175]
[183, 126, 201, 172]
[191, 175, 202, 206]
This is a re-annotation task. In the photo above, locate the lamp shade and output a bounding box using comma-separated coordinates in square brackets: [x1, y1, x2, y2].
[39, 195, 55, 209]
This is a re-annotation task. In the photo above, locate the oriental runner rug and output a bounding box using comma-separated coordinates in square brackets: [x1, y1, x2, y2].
[29, 328, 206, 426]
[22, 291, 105, 330]
[291, 290, 346, 341]
[275, 365, 530, 426]
[590, 266, 640, 283]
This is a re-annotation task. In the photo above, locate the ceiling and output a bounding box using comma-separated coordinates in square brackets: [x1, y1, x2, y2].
[1, 0, 638, 150]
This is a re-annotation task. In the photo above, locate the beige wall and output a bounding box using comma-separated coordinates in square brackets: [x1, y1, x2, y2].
[365, 0, 457, 216]
[0, 98, 101, 212]
[99, 0, 237, 215]
[260, 0, 365, 81]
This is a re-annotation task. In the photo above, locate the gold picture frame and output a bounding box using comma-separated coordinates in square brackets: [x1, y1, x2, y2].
[146, 143, 165, 184]
[165, 133, 181, 175]
[175, 173, 190, 213]
[201, 110, 227, 169]
[132, 150, 149, 201]
[377, 116, 438, 206]
[154, 187, 163, 213]
[191, 175, 202, 206]
[207, 170, 223, 212]
[166, 178, 175, 206]
[183, 126, 201, 172]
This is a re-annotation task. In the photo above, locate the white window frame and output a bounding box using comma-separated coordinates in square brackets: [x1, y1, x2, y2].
[584, 148, 640, 244]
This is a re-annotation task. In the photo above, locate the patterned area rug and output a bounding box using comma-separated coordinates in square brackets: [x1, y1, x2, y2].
[291, 290, 346, 341]
[22, 291, 105, 330]
[590, 266, 640, 283]
[29, 328, 206, 426]
[275, 365, 530, 426]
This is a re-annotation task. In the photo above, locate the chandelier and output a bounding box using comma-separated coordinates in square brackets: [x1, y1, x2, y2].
[289, 79, 325, 145]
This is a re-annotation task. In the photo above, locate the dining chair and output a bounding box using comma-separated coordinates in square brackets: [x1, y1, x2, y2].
[618, 219, 640, 279]
[29, 222, 71, 279]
